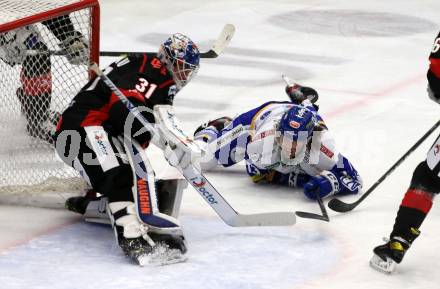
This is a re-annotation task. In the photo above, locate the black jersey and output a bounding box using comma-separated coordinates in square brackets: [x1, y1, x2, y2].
[428, 31, 440, 98]
[56, 53, 177, 145]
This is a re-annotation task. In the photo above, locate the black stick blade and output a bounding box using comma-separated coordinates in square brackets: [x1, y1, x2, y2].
[295, 211, 329, 222]
[327, 198, 357, 212]
[199, 50, 218, 58]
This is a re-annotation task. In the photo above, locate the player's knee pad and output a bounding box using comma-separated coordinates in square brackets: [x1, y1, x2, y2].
[410, 161, 440, 194]
[100, 164, 134, 202]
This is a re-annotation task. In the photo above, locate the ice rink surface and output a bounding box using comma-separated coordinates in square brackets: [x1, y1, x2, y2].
[1, 0, 440, 288]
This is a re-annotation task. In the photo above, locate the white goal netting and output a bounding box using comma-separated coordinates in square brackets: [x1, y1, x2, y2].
[0, 0, 99, 207]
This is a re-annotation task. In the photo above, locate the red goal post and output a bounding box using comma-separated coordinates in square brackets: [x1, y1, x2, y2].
[0, 0, 100, 207]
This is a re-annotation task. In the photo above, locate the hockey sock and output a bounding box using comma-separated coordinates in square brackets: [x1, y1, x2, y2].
[391, 189, 433, 239]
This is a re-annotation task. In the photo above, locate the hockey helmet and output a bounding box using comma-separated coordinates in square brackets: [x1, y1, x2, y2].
[158, 33, 200, 89]
[277, 105, 317, 165]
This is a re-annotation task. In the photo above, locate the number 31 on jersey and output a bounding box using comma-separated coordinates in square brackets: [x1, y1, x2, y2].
[135, 77, 157, 100]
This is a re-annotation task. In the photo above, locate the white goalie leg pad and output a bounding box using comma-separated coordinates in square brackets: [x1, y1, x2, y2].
[122, 136, 182, 231]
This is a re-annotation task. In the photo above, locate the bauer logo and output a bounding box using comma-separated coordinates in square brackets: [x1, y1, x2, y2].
[190, 177, 218, 204]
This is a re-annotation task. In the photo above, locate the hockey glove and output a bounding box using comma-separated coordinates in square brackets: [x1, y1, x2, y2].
[59, 32, 88, 65]
[285, 84, 319, 104]
[303, 171, 340, 200]
[0, 27, 42, 65]
[194, 116, 232, 136]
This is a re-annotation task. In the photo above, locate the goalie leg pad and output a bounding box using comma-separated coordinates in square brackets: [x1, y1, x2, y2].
[122, 136, 182, 229]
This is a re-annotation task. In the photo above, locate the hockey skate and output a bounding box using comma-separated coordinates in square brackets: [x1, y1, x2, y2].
[109, 201, 187, 266]
[65, 190, 110, 224]
[135, 232, 188, 266]
[370, 228, 420, 274]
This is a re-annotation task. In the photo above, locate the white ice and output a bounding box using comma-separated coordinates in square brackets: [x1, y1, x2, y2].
[1, 0, 440, 288]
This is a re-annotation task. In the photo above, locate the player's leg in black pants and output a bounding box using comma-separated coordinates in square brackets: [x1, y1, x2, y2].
[371, 134, 440, 272]
[17, 40, 55, 143]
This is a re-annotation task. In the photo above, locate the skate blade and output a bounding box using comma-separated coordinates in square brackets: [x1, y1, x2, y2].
[137, 247, 187, 267]
[369, 254, 396, 274]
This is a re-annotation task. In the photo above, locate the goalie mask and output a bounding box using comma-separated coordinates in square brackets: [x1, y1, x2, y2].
[277, 105, 317, 166]
[158, 33, 200, 89]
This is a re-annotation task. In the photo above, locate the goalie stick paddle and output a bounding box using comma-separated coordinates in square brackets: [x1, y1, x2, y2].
[89, 62, 296, 227]
[328, 119, 440, 213]
[101, 24, 235, 58]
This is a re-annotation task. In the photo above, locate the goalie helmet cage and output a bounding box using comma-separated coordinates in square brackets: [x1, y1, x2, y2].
[0, 0, 100, 207]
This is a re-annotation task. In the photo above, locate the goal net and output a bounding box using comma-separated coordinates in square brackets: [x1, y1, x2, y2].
[0, 0, 100, 207]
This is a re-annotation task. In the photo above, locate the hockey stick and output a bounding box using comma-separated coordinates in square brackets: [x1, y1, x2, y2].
[295, 191, 330, 222]
[101, 24, 235, 58]
[29, 24, 235, 59]
[328, 119, 440, 213]
[89, 62, 296, 227]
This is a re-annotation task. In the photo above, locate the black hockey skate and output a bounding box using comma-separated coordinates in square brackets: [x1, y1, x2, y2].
[370, 228, 420, 273]
[109, 201, 187, 266]
[137, 232, 187, 266]
[118, 229, 187, 266]
[65, 190, 99, 215]
[117, 233, 154, 264]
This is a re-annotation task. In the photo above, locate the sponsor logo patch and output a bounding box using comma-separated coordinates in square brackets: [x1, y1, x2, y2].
[93, 131, 109, 156]
[192, 177, 206, 187]
[137, 178, 151, 214]
[289, 121, 300, 129]
[253, 129, 276, 141]
[190, 177, 218, 204]
[320, 144, 334, 158]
